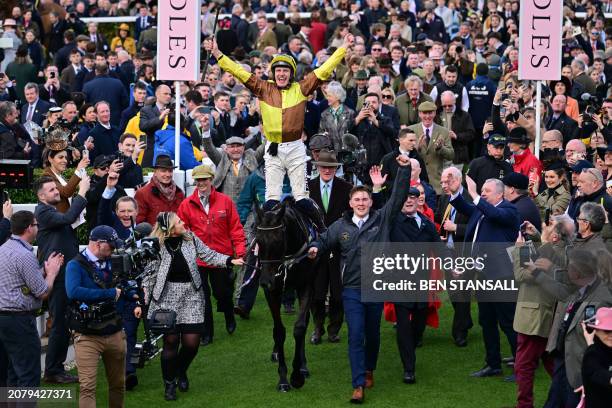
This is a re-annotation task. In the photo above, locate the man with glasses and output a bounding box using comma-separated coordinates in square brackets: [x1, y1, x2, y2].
[437, 90, 475, 170]
[567, 167, 612, 220]
[0, 211, 63, 389]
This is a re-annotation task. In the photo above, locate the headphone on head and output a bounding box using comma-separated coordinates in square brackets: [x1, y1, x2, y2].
[157, 212, 171, 232]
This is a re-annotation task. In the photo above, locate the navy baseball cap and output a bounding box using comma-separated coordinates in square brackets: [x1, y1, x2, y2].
[571, 160, 594, 174]
[89, 225, 123, 248]
[407, 187, 421, 197]
[488, 134, 506, 146]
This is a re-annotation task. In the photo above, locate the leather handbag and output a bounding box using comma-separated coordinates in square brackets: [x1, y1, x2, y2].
[149, 309, 177, 334]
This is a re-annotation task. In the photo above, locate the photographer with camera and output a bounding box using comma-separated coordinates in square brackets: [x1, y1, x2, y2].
[137, 212, 244, 400]
[115, 133, 144, 189]
[351, 93, 395, 177]
[65, 225, 127, 408]
[85, 155, 126, 232]
[540, 248, 612, 408]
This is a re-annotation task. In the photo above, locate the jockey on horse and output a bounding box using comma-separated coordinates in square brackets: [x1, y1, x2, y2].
[203, 33, 355, 231]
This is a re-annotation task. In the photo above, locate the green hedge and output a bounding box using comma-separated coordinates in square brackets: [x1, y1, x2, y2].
[7, 167, 154, 243]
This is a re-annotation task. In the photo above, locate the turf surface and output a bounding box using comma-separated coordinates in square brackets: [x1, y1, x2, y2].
[43, 294, 550, 407]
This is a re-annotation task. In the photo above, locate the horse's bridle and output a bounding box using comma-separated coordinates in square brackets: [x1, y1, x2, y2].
[256, 222, 310, 271]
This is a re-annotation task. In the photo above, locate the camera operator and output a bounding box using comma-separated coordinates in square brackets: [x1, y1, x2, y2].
[65, 225, 127, 408]
[0, 101, 32, 160]
[137, 212, 244, 401]
[0, 211, 63, 388]
[116, 133, 145, 189]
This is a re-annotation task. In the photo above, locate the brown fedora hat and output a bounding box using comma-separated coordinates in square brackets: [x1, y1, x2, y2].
[312, 149, 341, 167]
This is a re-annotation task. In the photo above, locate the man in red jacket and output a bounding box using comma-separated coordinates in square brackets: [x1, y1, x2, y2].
[178, 164, 246, 345]
[134, 154, 185, 225]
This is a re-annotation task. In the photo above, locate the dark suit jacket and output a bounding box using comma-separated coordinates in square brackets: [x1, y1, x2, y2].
[38, 84, 70, 106]
[380, 104, 401, 138]
[83, 75, 128, 126]
[60, 64, 81, 92]
[435, 188, 471, 247]
[308, 176, 353, 227]
[134, 16, 155, 42]
[20, 99, 53, 126]
[35, 195, 87, 276]
[545, 112, 579, 145]
[139, 103, 163, 167]
[450, 194, 520, 279]
[436, 109, 476, 164]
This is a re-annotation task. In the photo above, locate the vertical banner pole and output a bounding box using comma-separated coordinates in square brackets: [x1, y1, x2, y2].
[174, 80, 181, 167]
[534, 81, 542, 159]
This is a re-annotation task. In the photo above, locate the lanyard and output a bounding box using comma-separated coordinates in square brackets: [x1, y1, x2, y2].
[9, 237, 33, 252]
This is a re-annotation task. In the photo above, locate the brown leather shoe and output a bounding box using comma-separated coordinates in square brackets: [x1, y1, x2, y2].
[365, 371, 374, 389]
[350, 387, 364, 404]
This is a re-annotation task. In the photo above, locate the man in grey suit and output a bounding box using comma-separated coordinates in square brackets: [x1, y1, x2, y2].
[201, 130, 264, 203]
[139, 84, 172, 168]
[34, 175, 89, 384]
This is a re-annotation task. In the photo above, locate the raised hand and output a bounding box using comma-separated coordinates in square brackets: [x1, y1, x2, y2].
[369, 165, 388, 188]
[107, 171, 119, 188]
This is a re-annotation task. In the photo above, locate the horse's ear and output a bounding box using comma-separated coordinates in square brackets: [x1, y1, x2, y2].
[255, 206, 264, 224]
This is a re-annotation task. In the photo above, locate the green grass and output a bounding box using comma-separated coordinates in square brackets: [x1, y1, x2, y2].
[43, 294, 551, 407]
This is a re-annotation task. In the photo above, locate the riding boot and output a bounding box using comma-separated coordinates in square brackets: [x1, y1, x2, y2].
[263, 199, 280, 212]
[164, 379, 178, 401]
[295, 198, 327, 233]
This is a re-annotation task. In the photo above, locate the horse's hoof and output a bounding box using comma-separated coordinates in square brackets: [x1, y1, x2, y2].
[290, 371, 305, 389]
[300, 367, 310, 378]
[277, 383, 291, 392]
[271, 352, 279, 362]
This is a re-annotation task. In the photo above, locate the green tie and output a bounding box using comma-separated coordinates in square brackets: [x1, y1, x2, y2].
[322, 184, 329, 212]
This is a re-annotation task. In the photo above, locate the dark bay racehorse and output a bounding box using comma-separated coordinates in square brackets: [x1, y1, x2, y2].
[255, 198, 318, 392]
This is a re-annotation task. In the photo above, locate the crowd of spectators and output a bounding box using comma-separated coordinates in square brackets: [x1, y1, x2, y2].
[0, 0, 612, 406]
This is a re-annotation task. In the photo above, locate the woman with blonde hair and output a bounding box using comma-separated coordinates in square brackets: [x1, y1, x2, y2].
[137, 212, 243, 400]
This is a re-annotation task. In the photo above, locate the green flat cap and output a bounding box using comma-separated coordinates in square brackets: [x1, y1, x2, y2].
[418, 101, 437, 112]
[192, 164, 215, 179]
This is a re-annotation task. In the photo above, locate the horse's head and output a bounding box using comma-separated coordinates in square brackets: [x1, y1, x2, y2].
[255, 202, 287, 289]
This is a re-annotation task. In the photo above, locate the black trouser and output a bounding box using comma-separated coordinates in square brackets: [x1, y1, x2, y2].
[394, 304, 428, 375]
[477, 301, 517, 369]
[0, 313, 41, 387]
[312, 253, 343, 337]
[45, 278, 70, 376]
[200, 266, 235, 339]
[444, 268, 473, 342]
[543, 354, 581, 408]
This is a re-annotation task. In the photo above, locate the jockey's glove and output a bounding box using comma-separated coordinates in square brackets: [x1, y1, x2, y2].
[267, 142, 279, 156]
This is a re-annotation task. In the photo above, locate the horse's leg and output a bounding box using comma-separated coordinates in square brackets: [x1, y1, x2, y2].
[290, 280, 313, 388]
[264, 286, 290, 392]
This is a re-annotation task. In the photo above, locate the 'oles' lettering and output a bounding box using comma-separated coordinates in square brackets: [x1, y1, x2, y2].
[169, 55, 187, 68]
[169, 0, 187, 10]
[530, 55, 549, 68]
[168, 16, 186, 31]
[533, 0, 551, 9]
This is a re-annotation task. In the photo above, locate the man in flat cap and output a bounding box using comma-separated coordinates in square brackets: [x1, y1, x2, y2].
[408, 101, 454, 194]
